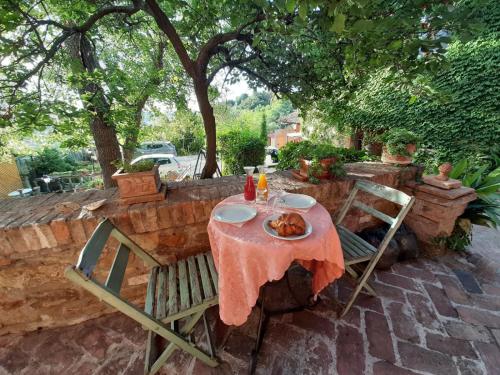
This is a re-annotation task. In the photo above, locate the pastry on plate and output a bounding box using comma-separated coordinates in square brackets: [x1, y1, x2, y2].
[268, 212, 306, 237]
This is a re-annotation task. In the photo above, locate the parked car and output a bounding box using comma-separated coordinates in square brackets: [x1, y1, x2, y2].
[134, 141, 177, 157]
[130, 154, 189, 181]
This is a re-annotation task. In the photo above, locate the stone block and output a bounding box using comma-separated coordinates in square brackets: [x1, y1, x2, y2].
[444, 321, 491, 343]
[456, 306, 500, 328]
[475, 342, 500, 375]
[376, 271, 420, 292]
[387, 301, 420, 343]
[50, 219, 72, 246]
[423, 283, 458, 318]
[425, 333, 477, 358]
[336, 325, 365, 375]
[365, 311, 395, 362]
[416, 183, 476, 200]
[407, 293, 441, 331]
[398, 342, 458, 375]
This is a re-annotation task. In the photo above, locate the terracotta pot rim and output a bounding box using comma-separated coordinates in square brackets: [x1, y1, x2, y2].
[111, 164, 159, 179]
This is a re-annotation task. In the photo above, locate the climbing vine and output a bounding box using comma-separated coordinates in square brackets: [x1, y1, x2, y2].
[330, 0, 500, 166]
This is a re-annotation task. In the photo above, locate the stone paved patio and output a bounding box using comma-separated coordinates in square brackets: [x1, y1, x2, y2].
[1, 226, 499, 375]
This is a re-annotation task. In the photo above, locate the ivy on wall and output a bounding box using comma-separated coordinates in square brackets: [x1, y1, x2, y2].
[336, 2, 500, 165]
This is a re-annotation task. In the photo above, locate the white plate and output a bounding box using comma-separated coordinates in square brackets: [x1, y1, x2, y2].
[213, 204, 257, 224]
[280, 194, 316, 210]
[262, 214, 313, 241]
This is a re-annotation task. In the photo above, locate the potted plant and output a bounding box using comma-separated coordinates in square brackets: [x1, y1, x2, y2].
[380, 129, 420, 165]
[298, 143, 344, 181]
[111, 160, 163, 203]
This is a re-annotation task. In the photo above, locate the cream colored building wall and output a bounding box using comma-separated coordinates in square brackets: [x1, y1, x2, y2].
[0, 160, 23, 198]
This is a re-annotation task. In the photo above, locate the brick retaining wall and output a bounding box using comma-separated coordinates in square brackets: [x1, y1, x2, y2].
[0, 163, 423, 334]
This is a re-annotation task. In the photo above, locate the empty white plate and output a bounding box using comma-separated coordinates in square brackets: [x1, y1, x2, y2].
[280, 194, 316, 210]
[262, 214, 313, 241]
[213, 204, 257, 224]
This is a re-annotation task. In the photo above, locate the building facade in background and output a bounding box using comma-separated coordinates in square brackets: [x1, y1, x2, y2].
[268, 111, 303, 149]
[0, 159, 23, 198]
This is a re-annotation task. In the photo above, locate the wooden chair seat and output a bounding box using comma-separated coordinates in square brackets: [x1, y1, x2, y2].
[337, 225, 377, 265]
[145, 253, 219, 324]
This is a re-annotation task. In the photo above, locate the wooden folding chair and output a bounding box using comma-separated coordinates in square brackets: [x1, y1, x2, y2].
[65, 219, 219, 375]
[335, 180, 415, 317]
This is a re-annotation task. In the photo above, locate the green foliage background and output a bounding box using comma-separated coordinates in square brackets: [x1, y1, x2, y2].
[218, 129, 266, 175]
[30, 148, 77, 176]
[333, 1, 500, 166]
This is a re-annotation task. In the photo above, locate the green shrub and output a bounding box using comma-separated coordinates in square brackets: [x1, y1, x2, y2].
[30, 148, 78, 176]
[381, 129, 420, 156]
[218, 130, 266, 175]
[277, 140, 368, 170]
[114, 159, 155, 173]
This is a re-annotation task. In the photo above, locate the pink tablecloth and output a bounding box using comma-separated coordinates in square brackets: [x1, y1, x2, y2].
[208, 194, 344, 326]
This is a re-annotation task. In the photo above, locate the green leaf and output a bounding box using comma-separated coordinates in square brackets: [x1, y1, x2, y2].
[285, 0, 296, 13]
[463, 166, 487, 188]
[352, 19, 374, 32]
[449, 159, 468, 179]
[327, 3, 337, 17]
[298, 3, 308, 19]
[388, 40, 403, 50]
[330, 14, 346, 34]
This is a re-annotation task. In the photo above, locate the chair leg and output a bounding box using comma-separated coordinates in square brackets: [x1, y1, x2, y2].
[341, 263, 379, 318]
[345, 265, 377, 296]
[203, 312, 216, 358]
[144, 331, 157, 375]
[148, 310, 218, 375]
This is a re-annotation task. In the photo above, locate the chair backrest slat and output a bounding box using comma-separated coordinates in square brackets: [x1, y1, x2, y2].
[76, 219, 114, 277]
[105, 243, 130, 294]
[110, 228, 160, 267]
[352, 200, 395, 225]
[356, 180, 411, 206]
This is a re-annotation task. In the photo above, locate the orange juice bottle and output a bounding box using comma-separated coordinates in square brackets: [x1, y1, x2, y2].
[256, 165, 268, 203]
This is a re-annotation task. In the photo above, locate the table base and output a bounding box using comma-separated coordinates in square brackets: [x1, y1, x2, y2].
[249, 268, 320, 374]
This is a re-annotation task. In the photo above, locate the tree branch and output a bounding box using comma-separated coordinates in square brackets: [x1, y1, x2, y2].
[207, 53, 259, 85]
[196, 13, 265, 71]
[76, 1, 144, 32]
[237, 65, 282, 97]
[144, 0, 195, 77]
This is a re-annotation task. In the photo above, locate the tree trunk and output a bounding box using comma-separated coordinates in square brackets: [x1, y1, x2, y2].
[91, 116, 121, 188]
[122, 100, 145, 163]
[67, 33, 121, 188]
[193, 79, 217, 178]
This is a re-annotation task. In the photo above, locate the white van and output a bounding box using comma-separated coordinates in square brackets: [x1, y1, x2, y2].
[135, 141, 177, 156]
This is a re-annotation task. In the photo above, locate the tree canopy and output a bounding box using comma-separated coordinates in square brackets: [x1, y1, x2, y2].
[0, 0, 486, 185]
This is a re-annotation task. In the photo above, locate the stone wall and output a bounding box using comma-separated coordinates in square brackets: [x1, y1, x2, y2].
[0, 163, 420, 335]
[403, 181, 477, 255]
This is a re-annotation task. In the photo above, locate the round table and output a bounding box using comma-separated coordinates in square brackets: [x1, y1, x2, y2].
[208, 194, 345, 326]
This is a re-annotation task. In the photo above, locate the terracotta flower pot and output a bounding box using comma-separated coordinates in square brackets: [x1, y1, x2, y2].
[112, 164, 161, 199]
[381, 144, 416, 165]
[299, 157, 336, 179]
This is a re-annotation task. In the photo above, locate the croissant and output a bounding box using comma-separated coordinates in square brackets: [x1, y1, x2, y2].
[268, 212, 306, 237]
